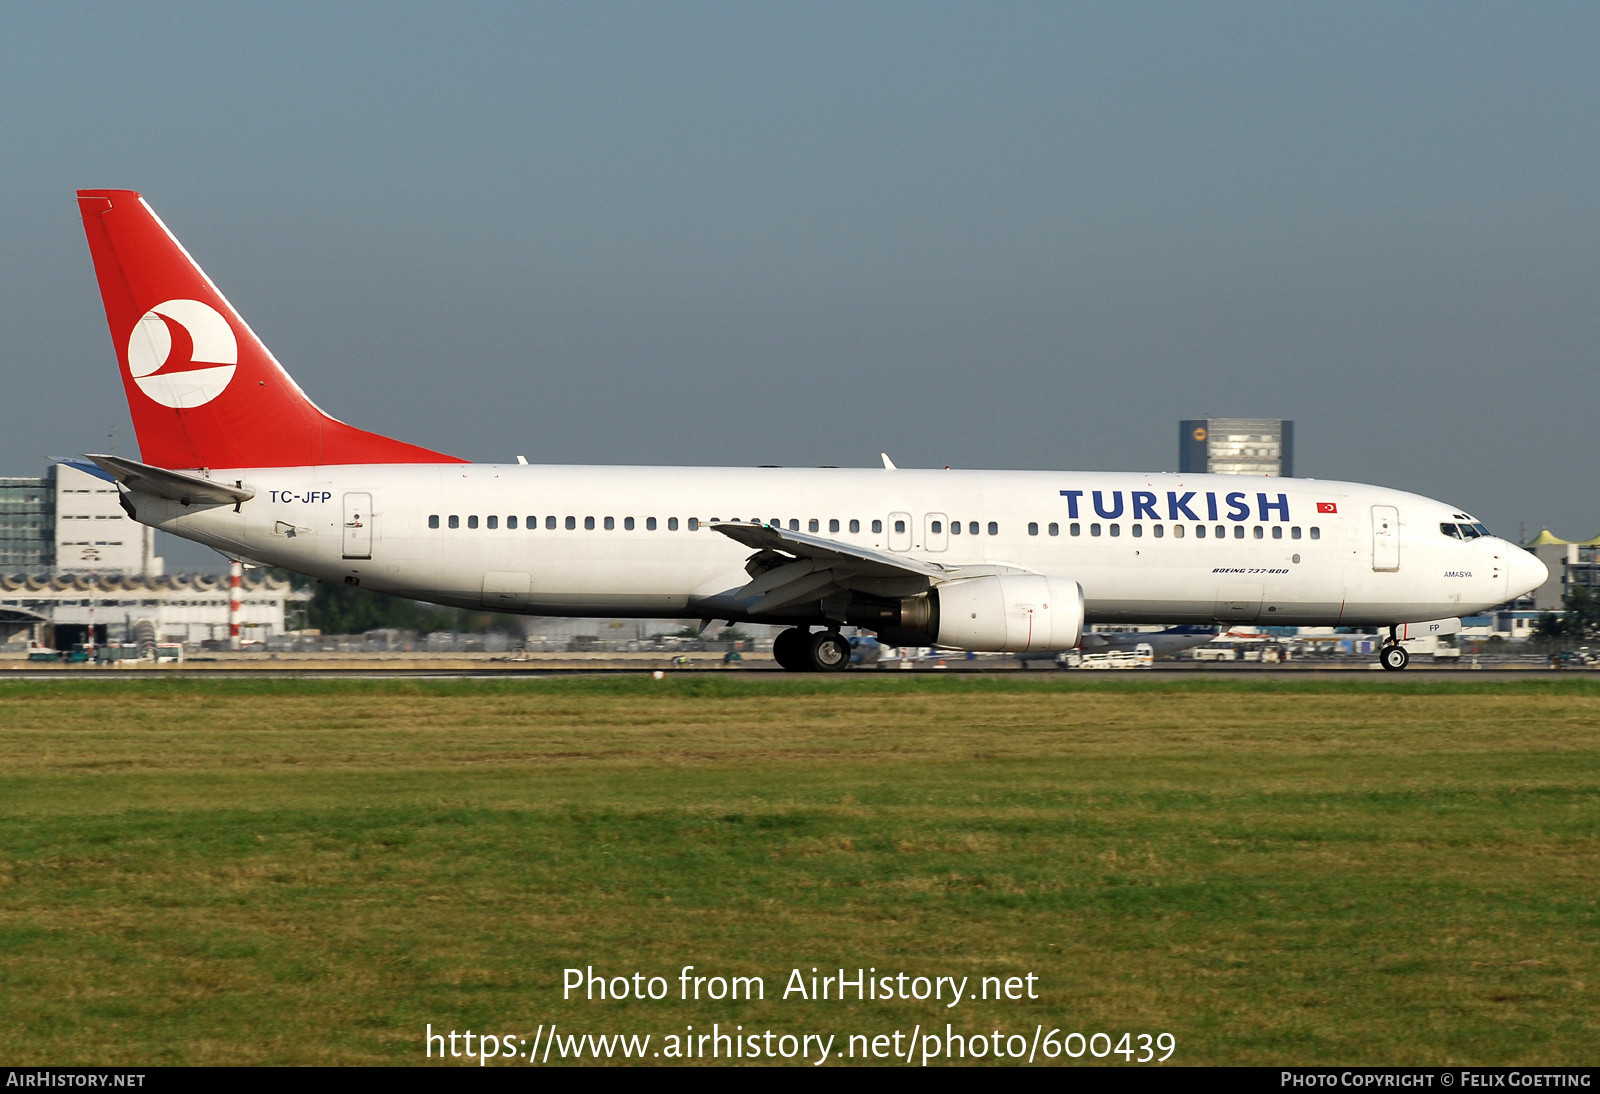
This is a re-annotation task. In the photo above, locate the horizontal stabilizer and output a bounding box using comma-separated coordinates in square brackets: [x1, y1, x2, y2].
[84, 453, 254, 506]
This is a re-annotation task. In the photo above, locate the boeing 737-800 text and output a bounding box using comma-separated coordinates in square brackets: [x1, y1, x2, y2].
[70, 190, 1547, 670]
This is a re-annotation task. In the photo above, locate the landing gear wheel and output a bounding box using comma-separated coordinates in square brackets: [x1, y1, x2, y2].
[1380, 644, 1410, 671]
[808, 631, 851, 672]
[772, 628, 809, 671]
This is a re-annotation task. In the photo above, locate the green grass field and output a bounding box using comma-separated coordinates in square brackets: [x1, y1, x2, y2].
[0, 676, 1596, 1066]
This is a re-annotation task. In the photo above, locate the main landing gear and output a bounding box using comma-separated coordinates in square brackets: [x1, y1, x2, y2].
[772, 627, 851, 672]
[1379, 625, 1410, 671]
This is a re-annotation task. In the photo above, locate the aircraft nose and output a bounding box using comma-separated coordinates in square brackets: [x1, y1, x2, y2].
[1507, 544, 1548, 598]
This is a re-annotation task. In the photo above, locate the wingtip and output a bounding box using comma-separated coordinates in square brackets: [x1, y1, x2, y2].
[881, 452, 897, 470]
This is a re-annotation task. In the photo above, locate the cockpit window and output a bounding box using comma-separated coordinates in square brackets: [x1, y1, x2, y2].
[1440, 522, 1461, 539]
[1472, 523, 1490, 537]
[1458, 524, 1482, 540]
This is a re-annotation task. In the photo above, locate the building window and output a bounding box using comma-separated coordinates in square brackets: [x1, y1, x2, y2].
[1091, 523, 1102, 536]
[1310, 527, 1320, 540]
[507, 516, 518, 529]
[624, 517, 635, 530]
[428, 515, 439, 529]
[448, 515, 459, 529]
[565, 516, 576, 530]
[1028, 522, 1039, 536]
[467, 515, 479, 529]
[931, 521, 943, 534]
[829, 519, 840, 533]
[486, 516, 498, 529]
[849, 519, 860, 533]
[585, 517, 596, 530]
[668, 517, 679, 530]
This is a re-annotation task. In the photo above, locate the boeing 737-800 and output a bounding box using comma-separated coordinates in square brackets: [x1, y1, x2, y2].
[69, 190, 1547, 671]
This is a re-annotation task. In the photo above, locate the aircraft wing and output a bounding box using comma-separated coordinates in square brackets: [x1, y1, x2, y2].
[709, 521, 957, 616]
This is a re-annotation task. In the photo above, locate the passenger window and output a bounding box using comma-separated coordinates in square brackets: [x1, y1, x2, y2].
[487, 516, 498, 529]
[829, 519, 840, 533]
[428, 515, 440, 529]
[1048, 522, 1059, 536]
[647, 517, 657, 530]
[1292, 526, 1302, 539]
[809, 518, 819, 532]
[872, 520, 883, 533]
[507, 516, 517, 529]
[849, 519, 860, 533]
[1109, 524, 1120, 537]
[584, 517, 595, 530]
[789, 519, 799, 531]
[1070, 523, 1081, 536]
[468, 515, 479, 529]
[987, 522, 998, 535]
[625, 517, 635, 530]
[1173, 524, 1184, 538]
[1196, 525, 1206, 538]
[1310, 526, 1320, 540]
[970, 522, 980, 535]
[951, 521, 961, 535]
[1234, 526, 1244, 539]
[1091, 523, 1102, 536]
[604, 516, 615, 530]
[1132, 524, 1142, 537]
[546, 516, 557, 529]
[1253, 526, 1263, 539]
[1028, 522, 1038, 536]
[668, 517, 679, 531]
[566, 516, 576, 530]
[1271, 526, 1282, 539]
[894, 519, 906, 533]
[688, 518, 699, 531]
[1214, 525, 1225, 538]
[1153, 524, 1164, 538]
[932, 521, 943, 534]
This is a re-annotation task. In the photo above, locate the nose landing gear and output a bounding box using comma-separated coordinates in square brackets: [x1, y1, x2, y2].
[1379, 625, 1410, 671]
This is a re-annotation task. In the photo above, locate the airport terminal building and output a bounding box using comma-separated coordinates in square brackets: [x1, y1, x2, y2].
[0, 463, 306, 650]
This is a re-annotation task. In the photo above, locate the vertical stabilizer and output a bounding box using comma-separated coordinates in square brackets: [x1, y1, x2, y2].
[77, 190, 460, 469]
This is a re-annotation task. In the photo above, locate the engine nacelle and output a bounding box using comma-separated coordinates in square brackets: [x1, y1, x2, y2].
[933, 575, 1084, 652]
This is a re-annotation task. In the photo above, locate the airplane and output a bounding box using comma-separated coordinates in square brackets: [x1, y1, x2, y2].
[1015, 625, 1220, 667]
[67, 190, 1549, 672]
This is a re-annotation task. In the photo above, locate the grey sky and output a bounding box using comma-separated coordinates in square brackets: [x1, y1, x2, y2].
[3, 2, 1596, 572]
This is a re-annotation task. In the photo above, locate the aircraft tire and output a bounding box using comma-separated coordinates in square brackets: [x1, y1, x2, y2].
[772, 627, 809, 671]
[1380, 644, 1409, 671]
[808, 631, 851, 672]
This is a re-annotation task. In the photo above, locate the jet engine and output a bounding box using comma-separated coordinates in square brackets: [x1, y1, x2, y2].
[849, 575, 1084, 653]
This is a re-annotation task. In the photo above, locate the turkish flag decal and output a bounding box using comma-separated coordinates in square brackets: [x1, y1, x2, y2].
[1316, 502, 1338, 514]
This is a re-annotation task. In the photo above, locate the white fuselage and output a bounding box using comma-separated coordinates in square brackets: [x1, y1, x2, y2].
[129, 464, 1538, 630]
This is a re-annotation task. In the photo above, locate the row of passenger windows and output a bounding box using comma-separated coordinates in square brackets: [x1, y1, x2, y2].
[424, 513, 1321, 542]
[1044, 523, 1320, 540]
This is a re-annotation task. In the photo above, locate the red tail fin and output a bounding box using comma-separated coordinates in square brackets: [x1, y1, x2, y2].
[77, 190, 460, 470]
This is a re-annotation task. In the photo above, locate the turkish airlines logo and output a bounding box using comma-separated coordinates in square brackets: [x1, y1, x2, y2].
[126, 299, 238, 408]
